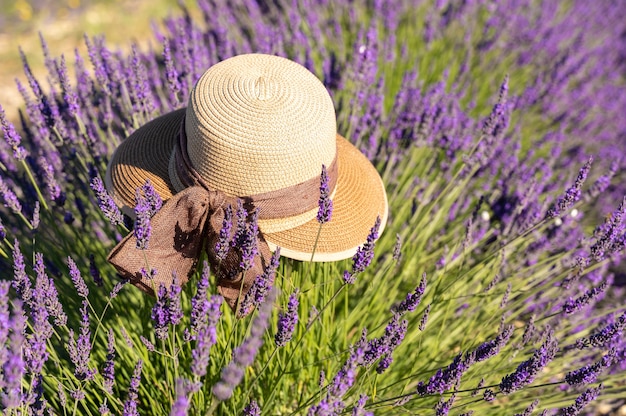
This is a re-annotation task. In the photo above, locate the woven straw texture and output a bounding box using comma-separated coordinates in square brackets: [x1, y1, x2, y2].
[105, 54, 388, 262]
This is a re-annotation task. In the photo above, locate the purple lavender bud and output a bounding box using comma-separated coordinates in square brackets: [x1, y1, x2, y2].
[473, 325, 514, 363]
[57, 382, 67, 409]
[344, 216, 381, 284]
[34, 252, 66, 327]
[243, 399, 261, 416]
[188, 261, 211, 340]
[215, 204, 233, 261]
[90, 177, 124, 226]
[546, 157, 592, 218]
[2, 294, 25, 409]
[103, 329, 115, 394]
[435, 393, 456, 416]
[419, 304, 431, 331]
[0, 104, 28, 160]
[123, 360, 143, 416]
[56, 55, 81, 118]
[66, 300, 96, 381]
[163, 40, 181, 107]
[514, 399, 539, 416]
[565, 349, 615, 387]
[99, 403, 110, 415]
[191, 295, 222, 377]
[89, 254, 103, 287]
[562, 281, 608, 315]
[0, 177, 22, 214]
[499, 330, 559, 394]
[168, 276, 183, 326]
[212, 288, 276, 401]
[500, 282, 512, 308]
[482, 75, 509, 137]
[140, 336, 155, 352]
[577, 312, 626, 349]
[392, 233, 402, 262]
[141, 179, 162, 215]
[417, 352, 470, 395]
[68, 257, 89, 298]
[134, 188, 152, 250]
[12, 240, 32, 303]
[317, 164, 333, 224]
[394, 272, 426, 314]
[31, 201, 40, 229]
[239, 247, 281, 318]
[109, 281, 126, 299]
[171, 378, 189, 416]
[232, 200, 259, 271]
[25, 276, 53, 375]
[152, 283, 170, 340]
[352, 394, 372, 416]
[376, 354, 393, 374]
[275, 289, 299, 347]
[557, 385, 602, 415]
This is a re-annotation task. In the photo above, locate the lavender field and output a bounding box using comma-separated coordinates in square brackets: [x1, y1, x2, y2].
[1, 0, 625, 414]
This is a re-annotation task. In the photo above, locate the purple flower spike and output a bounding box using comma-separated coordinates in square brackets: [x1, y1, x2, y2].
[275, 289, 299, 347]
[344, 216, 381, 284]
[171, 378, 190, 416]
[558, 385, 602, 415]
[499, 330, 559, 394]
[66, 300, 96, 381]
[212, 288, 276, 401]
[419, 304, 431, 331]
[232, 200, 259, 272]
[0, 104, 28, 160]
[562, 281, 608, 315]
[151, 277, 183, 340]
[514, 399, 539, 416]
[123, 360, 143, 416]
[0, 177, 23, 214]
[243, 399, 261, 416]
[191, 295, 222, 377]
[2, 291, 25, 410]
[90, 176, 124, 226]
[576, 312, 626, 349]
[12, 239, 32, 303]
[134, 188, 152, 250]
[141, 179, 163, 215]
[394, 272, 427, 314]
[317, 164, 333, 224]
[352, 394, 373, 416]
[68, 257, 89, 298]
[103, 329, 115, 394]
[215, 204, 233, 261]
[546, 157, 593, 219]
[417, 352, 471, 395]
[565, 348, 616, 387]
[239, 247, 281, 318]
[473, 325, 514, 363]
[435, 393, 456, 416]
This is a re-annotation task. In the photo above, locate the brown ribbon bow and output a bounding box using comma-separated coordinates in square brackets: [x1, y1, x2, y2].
[107, 116, 338, 310]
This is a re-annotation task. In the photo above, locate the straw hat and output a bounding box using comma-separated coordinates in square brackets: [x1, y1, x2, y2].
[105, 53, 387, 264]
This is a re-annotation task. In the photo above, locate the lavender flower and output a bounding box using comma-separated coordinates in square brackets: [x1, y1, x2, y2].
[435, 393, 456, 415]
[191, 295, 222, 377]
[90, 176, 124, 226]
[187, 261, 211, 340]
[546, 157, 593, 218]
[212, 288, 276, 401]
[66, 300, 96, 381]
[0, 177, 22, 214]
[352, 394, 372, 416]
[576, 312, 626, 349]
[515, 399, 540, 416]
[0, 104, 28, 160]
[499, 330, 559, 394]
[419, 304, 431, 331]
[275, 289, 299, 347]
[140, 335, 155, 352]
[417, 352, 471, 395]
[2, 296, 25, 409]
[394, 272, 426, 314]
[565, 348, 615, 387]
[317, 164, 333, 223]
[483, 389, 496, 402]
[123, 360, 143, 416]
[141, 179, 162, 215]
[557, 385, 602, 415]
[239, 247, 281, 318]
[232, 200, 259, 271]
[562, 280, 607, 315]
[243, 399, 261, 416]
[215, 204, 233, 261]
[363, 314, 407, 372]
[344, 216, 381, 284]
[109, 280, 126, 299]
[103, 329, 115, 394]
[134, 188, 152, 249]
[171, 378, 189, 416]
[68, 256, 89, 298]
[33, 252, 66, 326]
[12, 239, 32, 303]
[89, 254, 103, 287]
[392, 233, 402, 262]
[473, 325, 514, 363]
[151, 278, 184, 340]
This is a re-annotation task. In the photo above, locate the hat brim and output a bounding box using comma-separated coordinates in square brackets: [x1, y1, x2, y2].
[106, 108, 388, 262]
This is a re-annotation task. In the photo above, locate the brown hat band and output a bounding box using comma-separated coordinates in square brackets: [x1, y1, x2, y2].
[107, 116, 338, 311]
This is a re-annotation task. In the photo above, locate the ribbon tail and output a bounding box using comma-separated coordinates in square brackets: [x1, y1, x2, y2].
[107, 187, 211, 295]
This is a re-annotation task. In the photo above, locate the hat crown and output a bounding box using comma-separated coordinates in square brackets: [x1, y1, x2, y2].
[184, 54, 337, 197]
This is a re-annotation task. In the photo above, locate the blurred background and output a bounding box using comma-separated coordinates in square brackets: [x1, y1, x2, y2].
[0, 0, 184, 119]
